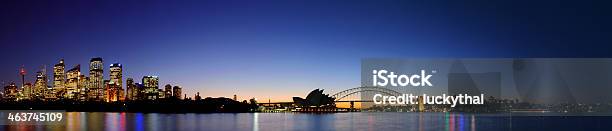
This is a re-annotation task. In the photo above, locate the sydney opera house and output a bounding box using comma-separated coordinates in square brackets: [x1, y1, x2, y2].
[292, 89, 335, 108]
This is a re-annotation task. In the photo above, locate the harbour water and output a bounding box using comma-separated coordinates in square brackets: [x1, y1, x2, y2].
[3, 112, 610, 131]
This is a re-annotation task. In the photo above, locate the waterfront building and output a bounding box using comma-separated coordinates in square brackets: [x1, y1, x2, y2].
[33, 69, 47, 100]
[164, 84, 172, 99]
[118, 88, 125, 101]
[157, 89, 165, 99]
[172, 85, 182, 99]
[102, 80, 109, 100]
[53, 59, 65, 97]
[4, 82, 18, 100]
[21, 83, 32, 100]
[105, 81, 121, 102]
[44, 86, 57, 100]
[142, 76, 159, 100]
[65, 64, 80, 99]
[135, 82, 144, 100]
[88, 57, 104, 101]
[292, 89, 335, 108]
[109, 63, 122, 91]
[105, 63, 124, 102]
[78, 75, 89, 101]
[126, 78, 135, 100]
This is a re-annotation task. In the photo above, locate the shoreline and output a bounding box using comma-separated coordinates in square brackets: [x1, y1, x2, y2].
[0, 98, 258, 113]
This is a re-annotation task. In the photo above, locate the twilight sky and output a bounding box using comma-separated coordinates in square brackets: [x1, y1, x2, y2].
[1, 0, 612, 102]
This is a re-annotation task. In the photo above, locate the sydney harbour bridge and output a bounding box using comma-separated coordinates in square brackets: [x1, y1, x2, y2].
[331, 86, 402, 108]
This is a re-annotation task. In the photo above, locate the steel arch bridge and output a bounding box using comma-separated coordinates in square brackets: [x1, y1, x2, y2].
[331, 86, 402, 101]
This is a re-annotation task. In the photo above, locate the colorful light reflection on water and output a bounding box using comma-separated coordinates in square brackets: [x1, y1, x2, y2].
[1, 112, 610, 131]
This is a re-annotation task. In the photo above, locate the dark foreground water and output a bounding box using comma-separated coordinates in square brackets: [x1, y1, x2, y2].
[2, 112, 611, 131]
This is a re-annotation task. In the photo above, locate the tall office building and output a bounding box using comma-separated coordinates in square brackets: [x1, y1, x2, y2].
[37, 66, 56, 100]
[21, 83, 32, 100]
[103, 80, 110, 101]
[65, 64, 80, 99]
[78, 75, 88, 101]
[118, 87, 125, 101]
[88, 57, 104, 101]
[172, 85, 182, 99]
[108, 63, 123, 102]
[33, 69, 48, 99]
[109, 63, 122, 90]
[105, 81, 121, 102]
[135, 82, 144, 100]
[53, 59, 65, 97]
[126, 78, 135, 100]
[164, 84, 172, 99]
[142, 76, 159, 100]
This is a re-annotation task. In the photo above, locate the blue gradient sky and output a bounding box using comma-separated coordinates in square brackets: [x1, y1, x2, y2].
[1, 0, 612, 101]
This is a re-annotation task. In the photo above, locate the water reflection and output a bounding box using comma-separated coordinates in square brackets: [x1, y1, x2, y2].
[2, 112, 607, 131]
[135, 113, 144, 131]
[252, 113, 258, 131]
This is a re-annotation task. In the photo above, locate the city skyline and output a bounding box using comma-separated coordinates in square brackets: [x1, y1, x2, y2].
[2, 1, 612, 102]
[2, 57, 260, 101]
[3, 57, 186, 102]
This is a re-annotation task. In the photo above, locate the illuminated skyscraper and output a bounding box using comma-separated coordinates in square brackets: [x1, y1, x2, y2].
[65, 64, 80, 99]
[103, 80, 110, 101]
[109, 63, 122, 90]
[108, 63, 123, 102]
[20, 83, 32, 100]
[88, 57, 104, 101]
[33, 69, 48, 100]
[78, 75, 88, 101]
[118, 87, 125, 101]
[105, 81, 121, 102]
[164, 84, 172, 99]
[53, 59, 66, 97]
[172, 85, 182, 99]
[142, 76, 159, 100]
[35, 65, 56, 100]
